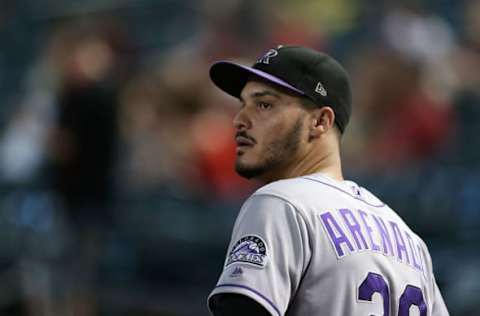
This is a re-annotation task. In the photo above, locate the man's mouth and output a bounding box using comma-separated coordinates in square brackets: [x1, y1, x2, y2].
[235, 133, 256, 153]
[235, 136, 255, 147]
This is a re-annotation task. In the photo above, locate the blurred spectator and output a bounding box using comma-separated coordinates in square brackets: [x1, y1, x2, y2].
[50, 42, 118, 226]
[44, 21, 126, 316]
[0, 17, 127, 315]
[198, 0, 270, 61]
[268, 0, 359, 48]
[344, 49, 455, 171]
[382, 4, 455, 64]
[449, 0, 480, 166]
[119, 50, 254, 201]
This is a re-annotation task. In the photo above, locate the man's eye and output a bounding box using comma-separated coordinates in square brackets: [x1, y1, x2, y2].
[257, 102, 272, 110]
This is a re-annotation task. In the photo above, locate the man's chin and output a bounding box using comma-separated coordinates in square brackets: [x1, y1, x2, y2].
[235, 162, 266, 179]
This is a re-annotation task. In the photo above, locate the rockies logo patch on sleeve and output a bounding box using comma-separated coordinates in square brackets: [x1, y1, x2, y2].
[226, 235, 268, 268]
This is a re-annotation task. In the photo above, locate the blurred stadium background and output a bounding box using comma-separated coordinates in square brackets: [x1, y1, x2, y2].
[0, 0, 479, 315]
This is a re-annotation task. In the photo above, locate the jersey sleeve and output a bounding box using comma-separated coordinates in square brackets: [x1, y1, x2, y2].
[431, 278, 449, 316]
[207, 194, 311, 316]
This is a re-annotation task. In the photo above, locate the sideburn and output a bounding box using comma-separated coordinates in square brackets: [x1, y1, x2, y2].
[263, 116, 303, 167]
[235, 115, 305, 180]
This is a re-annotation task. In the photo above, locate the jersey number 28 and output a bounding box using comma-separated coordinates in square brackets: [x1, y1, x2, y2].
[358, 272, 427, 316]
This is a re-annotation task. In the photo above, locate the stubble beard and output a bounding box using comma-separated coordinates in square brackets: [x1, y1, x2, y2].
[235, 118, 303, 180]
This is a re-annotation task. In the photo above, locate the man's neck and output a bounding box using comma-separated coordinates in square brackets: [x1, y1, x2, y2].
[258, 146, 343, 184]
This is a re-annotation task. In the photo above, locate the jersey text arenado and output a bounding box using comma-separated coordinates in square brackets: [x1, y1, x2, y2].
[320, 208, 425, 273]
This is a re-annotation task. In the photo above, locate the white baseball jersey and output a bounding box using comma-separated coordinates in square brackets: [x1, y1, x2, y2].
[208, 173, 449, 316]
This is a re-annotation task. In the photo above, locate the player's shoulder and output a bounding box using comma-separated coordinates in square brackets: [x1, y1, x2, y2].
[253, 173, 386, 208]
[252, 174, 316, 206]
[238, 176, 314, 219]
[236, 179, 310, 231]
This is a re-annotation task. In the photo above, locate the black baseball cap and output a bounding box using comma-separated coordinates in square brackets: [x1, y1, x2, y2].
[209, 45, 352, 133]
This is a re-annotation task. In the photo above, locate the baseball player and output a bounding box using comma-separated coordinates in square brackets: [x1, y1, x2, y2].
[207, 45, 449, 316]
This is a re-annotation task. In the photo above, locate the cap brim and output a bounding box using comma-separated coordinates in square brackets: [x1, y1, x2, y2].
[209, 61, 305, 99]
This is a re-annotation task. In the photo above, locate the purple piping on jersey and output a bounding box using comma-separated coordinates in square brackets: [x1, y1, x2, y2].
[303, 177, 386, 208]
[215, 283, 281, 316]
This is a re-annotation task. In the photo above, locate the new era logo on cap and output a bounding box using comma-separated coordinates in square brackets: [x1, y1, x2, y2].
[315, 82, 327, 96]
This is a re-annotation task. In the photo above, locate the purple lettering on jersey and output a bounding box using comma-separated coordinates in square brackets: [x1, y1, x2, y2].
[417, 244, 426, 274]
[390, 221, 410, 264]
[372, 215, 394, 256]
[357, 209, 381, 252]
[339, 208, 369, 251]
[405, 231, 422, 271]
[320, 211, 354, 257]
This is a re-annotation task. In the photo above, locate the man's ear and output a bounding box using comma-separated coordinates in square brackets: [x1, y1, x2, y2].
[309, 106, 335, 139]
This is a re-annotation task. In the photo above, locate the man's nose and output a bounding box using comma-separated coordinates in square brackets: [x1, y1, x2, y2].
[233, 107, 251, 130]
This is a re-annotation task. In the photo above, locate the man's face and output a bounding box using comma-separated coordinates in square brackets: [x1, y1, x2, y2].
[234, 80, 308, 181]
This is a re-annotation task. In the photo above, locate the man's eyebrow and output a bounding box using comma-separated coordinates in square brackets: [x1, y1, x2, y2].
[239, 90, 282, 102]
